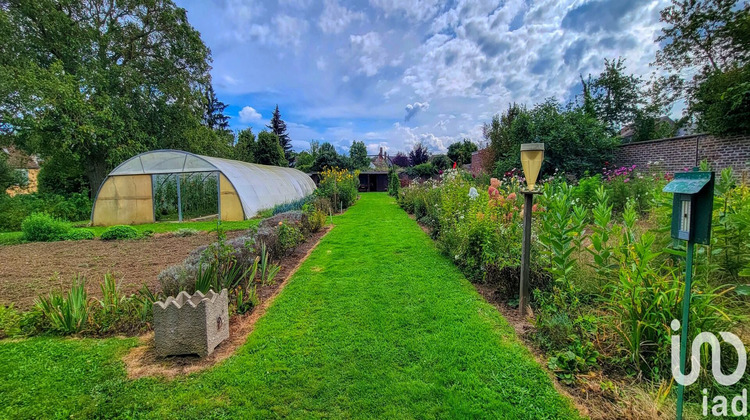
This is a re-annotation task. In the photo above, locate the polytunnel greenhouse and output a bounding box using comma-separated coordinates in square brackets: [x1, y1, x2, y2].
[91, 150, 316, 226]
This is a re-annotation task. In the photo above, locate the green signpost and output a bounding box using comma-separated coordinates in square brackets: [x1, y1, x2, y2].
[662, 169, 715, 420]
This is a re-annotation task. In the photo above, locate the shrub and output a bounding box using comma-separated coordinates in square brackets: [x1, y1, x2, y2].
[0, 192, 92, 232]
[277, 222, 304, 255]
[100, 225, 139, 240]
[406, 162, 436, 178]
[302, 201, 327, 233]
[0, 305, 21, 338]
[64, 229, 95, 241]
[174, 228, 200, 237]
[35, 276, 90, 335]
[21, 213, 71, 242]
[315, 167, 359, 211]
[388, 170, 400, 197]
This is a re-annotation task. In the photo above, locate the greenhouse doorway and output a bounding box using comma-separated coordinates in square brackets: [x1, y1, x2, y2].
[153, 172, 219, 222]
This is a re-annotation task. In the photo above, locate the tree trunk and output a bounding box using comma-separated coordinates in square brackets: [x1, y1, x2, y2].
[85, 157, 109, 198]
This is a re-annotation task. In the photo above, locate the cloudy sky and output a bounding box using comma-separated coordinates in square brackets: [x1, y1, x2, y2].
[176, 0, 671, 155]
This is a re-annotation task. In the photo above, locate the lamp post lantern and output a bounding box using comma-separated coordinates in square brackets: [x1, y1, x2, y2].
[519, 142, 544, 317]
[662, 169, 715, 420]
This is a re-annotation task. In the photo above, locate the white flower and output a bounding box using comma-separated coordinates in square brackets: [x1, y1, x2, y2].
[468, 187, 478, 199]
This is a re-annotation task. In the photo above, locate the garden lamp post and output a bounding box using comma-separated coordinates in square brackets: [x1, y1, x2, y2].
[519, 142, 544, 317]
[662, 169, 714, 420]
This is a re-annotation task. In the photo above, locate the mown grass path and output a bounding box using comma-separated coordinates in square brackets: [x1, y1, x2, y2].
[0, 193, 579, 419]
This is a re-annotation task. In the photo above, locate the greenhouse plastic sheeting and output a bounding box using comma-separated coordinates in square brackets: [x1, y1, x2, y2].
[95, 150, 316, 223]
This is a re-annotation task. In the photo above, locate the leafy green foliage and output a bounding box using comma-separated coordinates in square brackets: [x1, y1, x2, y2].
[277, 222, 304, 256]
[349, 140, 370, 170]
[0, 0, 227, 190]
[446, 139, 477, 166]
[487, 99, 617, 178]
[406, 162, 436, 178]
[0, 192, 91, 232]
[315, 167, 359, 211]
[656, 0, 750, 135]
[100, 225, 139, 241]
[0, 153, 25, 193]
[693, 65, 750, 135]
[0, 305, 21, 339]
[233, 128, 256, 163]
[252, 131, 288, 167]
[34, 276, 90, 335]
[387, 169, 400, 197]
[21, 212, 71, 242]
[63, 229, 95, 241]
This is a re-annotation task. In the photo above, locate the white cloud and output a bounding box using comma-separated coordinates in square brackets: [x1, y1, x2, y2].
[183, 0, 674, 154]
[273, 14, 309, 48]
[350, 31, 387, 76]
[404, 101, 429, 121]
[319, 0, 365, 34]
[369, 0, 443, 22]
[239, 106, 262, 122]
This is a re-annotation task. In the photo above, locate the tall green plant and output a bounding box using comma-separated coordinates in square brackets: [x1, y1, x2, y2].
[538, 183, 586, 308]
[587, 186, 616, 287]
[35, 276, 90, 334]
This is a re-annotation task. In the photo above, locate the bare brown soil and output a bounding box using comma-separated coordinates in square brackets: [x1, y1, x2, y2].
[0, 231, 244, 310]
[123, 225, 333, 379]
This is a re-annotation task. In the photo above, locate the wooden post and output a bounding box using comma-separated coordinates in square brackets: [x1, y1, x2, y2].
[519, 191, 537, 317]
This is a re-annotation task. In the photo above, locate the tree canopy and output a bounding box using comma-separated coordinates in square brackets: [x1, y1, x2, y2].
[0, 0, 230, 192]
[254, 131, 287, 166]
[446, 139, 477, 166]
[655, 0, 750, 135]
[408, 143, 430, 166]
[349, 140, 369, 169]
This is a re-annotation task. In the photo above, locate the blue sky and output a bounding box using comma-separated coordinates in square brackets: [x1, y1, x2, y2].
[176, 0, 670, 155]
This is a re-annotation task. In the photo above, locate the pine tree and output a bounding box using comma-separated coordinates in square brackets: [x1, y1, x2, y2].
[203, 86, 230, 132]
[267, 105, 293, 164]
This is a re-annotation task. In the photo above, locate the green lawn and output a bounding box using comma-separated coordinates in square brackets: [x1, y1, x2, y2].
[0, 219, 259, 246]
[0, 193, 579, 419]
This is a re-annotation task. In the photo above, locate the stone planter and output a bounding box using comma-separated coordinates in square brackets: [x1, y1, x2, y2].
[153, 289, 229, 357]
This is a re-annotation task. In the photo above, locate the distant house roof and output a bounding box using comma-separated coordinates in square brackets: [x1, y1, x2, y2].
[1, 146, 40, 169]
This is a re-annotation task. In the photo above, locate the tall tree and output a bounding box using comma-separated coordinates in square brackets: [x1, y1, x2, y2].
[254, 130, 287, 166]
[203, 85, 230, 132]
[391, 152, 410, 167]
[408, 143, 430, 166]
[484, 103, 525, 162]
[312, 142, 349, 171]
[590, 58, 644, 133]
[0, 0, 220, 192]
[234, 128, 256, 163]
[349, 140, 369, 169]
[655, 0, 750, 135]
[447, 139, 478, 166]
[267, 105, 293, 164]
[656, 0, 746, 74]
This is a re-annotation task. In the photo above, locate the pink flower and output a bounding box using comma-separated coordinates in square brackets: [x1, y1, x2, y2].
[507, 192, 517, 200]
[488, 186, 499, 197]
[490, 177, 501, 188]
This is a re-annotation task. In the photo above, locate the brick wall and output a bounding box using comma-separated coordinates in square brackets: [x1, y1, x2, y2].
[613, 134, 750, 177]
[470, 148, 494, 176]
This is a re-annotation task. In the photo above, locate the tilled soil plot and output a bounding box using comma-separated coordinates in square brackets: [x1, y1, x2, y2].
[0, 231, 243, 310]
